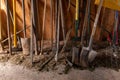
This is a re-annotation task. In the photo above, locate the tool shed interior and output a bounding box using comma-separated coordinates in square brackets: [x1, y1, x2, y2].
[0, 0, 120, 80]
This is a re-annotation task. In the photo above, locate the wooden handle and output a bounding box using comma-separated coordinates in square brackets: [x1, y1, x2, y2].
[13, 0, 17, 47]
[88, 0, 103, 49]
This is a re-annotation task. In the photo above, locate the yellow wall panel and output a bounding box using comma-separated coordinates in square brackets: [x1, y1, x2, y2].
[95, 0, 120, 11]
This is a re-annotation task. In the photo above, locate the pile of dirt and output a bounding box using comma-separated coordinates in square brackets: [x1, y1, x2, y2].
[0, 40, 120, 73]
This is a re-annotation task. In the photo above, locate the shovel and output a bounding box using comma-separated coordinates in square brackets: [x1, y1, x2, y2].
[80, 0, 103, 67]
[72, 0, 89, 65]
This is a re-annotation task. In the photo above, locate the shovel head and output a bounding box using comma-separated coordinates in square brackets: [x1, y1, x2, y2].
[88, 50, 97, 63]
[80, 47, 89, 67]
[80, 47, 98, 67]
[72, 47, 80, 65]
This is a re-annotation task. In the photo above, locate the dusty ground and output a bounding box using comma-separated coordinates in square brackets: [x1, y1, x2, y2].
[0, 62, 120, 80]
[0, 41, 120, 80]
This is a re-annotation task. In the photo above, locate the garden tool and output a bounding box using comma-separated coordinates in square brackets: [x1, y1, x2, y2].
[80, 0, 103, 67]
[107, 11, 119, 46]
[51, 0, 56, 52]
[113, 11, 119, 46]
[55, 0, 60, 62]
[12, 0, 22, 52]
[81, 0, 90, 47]
[55, 0, 66, 62]
[60, 0, 66, 42]
[36, 0, 41, 51]
[71, 0, 81, 65]
[31, 0, 38, 55]
[32, 0, 38, 55]
[30, 0, 34, 65]
[107, 11, 119, 68]
[22, 0, 26, 38]
[50, 0, 53, 49]
[111, 11, 119, 57]
[107, 11, 119, 52]
[71, 0, 90, 65]
[13, 0, 17, 48]
[51, 0, 57, 54]
[74, 0, 80, 40]
[86, 0, 91, 45]
[21, 0, 30, 55]
[6, 0, 12, 54]
[52, 0, 58, 54]
[30, 0, 39, 65]
[40, 0, 47, 55]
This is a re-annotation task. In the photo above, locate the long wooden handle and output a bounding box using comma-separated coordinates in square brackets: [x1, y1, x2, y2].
[88, 0, 103, 49]
[41, 0, 47, 54]
[75, 0, 79, 20]
[81, 0, 90, 46]
[75, 0, 80, 37]
[6, 0, 12, 54]
[22, 0, 26, 38]
[60, 0, 65, 42]
[13, 0, 17, 47]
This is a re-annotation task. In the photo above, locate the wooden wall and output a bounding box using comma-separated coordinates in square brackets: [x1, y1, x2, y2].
[0, 0, 115, 42]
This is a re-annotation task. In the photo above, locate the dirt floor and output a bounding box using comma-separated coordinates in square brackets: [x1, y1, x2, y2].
[0, 41, 120, 80]
[0, 62, 120, 80]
